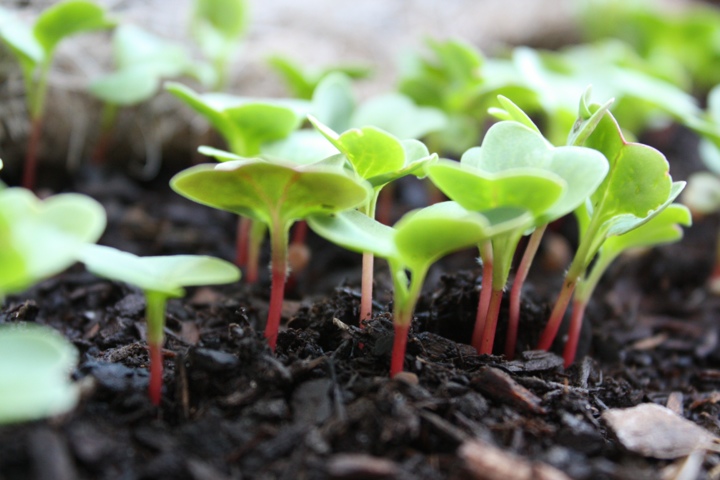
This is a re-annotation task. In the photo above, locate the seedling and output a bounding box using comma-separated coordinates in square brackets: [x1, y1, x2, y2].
[80, 244, 240, 405]
[0, 323, 80, 424]
[308, 202, 531, 376]
[566, 204, 691, 363]
[89, 24, 212, 164]
[485, 92, 610, 358]
[0, 0, 114, 189]
[268, 55, 371, 100]
[428, 102, 608, 356]
[165, 81, 309, 280]
[398, 38, 494, 155]
[309, 115, 438, 323]
[190, 0, 249, 90]
[170, 156, 371, 351]
[0, 187, 106, 298]
[536, 104, 685, 367]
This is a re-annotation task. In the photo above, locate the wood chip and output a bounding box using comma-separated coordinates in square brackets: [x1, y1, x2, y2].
[472, 367, 546, 414]
[326, 453, 401, 479]
[602, 403, 719, 459]
[459, 439, 571, 480]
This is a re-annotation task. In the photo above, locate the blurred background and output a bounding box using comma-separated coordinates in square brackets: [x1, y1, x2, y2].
[0, 0, 713, 185]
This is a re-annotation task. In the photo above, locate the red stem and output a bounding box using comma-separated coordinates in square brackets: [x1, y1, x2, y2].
[91, 129, 112, 166]
[360, 251, 374, 325]
[479, 289, 504, 355]
[536, 277, 577, 351]
[506, 225, 547, 359]
[390, 322, 410, 377]
[22, 117, 43, 190]
[471, 244, 493, 352]
[148, 342, 163, 406]
[264, 225, 288, 351]
[291, 220, 308, 245]
[562, 299, 587, 368]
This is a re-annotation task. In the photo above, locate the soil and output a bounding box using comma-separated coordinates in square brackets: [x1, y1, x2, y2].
[2, 126, 720, 480]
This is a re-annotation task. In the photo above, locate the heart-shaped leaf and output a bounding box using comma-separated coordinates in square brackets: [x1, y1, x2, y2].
[33, 0, 115, 55]
[0, 188, 106, 294]
[350, 93, 447, 140]
[81, 244, 240, 298]
[170, 159, 372, 228]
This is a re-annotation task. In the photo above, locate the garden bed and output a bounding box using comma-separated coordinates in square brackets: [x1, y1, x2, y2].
[1, 122, 719, 479]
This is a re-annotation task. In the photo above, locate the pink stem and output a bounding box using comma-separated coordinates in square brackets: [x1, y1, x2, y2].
[264, 224, 288, 351]
[537, 277, 577, 351]
[148, 342, 163, 406]
[479, 289, 504, 355]
[390, 322, 410, 377]
[360, 251, 374, 325]
[471, 243, 493, 352]
[562, 299, 587, 368]
[22, 117, 43, 190]
[506, 225, 547, 359]
[291, 220, 308, 245]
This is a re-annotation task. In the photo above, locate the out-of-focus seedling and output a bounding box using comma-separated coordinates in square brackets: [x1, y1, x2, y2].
[268, 55, 371, 100]
[190, 0, 249, 90]
[80, 244, 240, 405]
[0, 0, 115, 189]
[309, 202, 530, 376]
[170, 156, 371, 351]
[0, 323, 80, 424]
[89, 24, 213, 164]
[0, 188, 106, 298]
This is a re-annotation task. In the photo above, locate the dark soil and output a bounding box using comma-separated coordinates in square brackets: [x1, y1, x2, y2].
[2, 126, 720, 480]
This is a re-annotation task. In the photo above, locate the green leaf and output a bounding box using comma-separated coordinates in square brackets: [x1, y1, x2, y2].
[33, 0, 115, 55]
[309, 117, 406, 180]
[460, 121, 608, 223]
[192, 0, 248, 42]
[428, 160, 566, 218]
[393, 202, 526, 271]
[310, 72, 356, 132]
[261, 130, 340, 165]
[307, 209, 397, 259]
[113, 24, 190, 76]
[602, 203, 691, 260]
[0, 7, 44, 67]
[585, 111, 672, 223]
[487, 95, 541, 134]
[170, 159, 372, 228]
[0, 188, 106, 294]
[350, 93, 447, 140]
[81, 244, 240, 298]
[89, 66, 159, 105]
[0, 323, 79, 425]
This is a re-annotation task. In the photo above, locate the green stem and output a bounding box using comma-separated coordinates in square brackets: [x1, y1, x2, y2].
[506, 225, 547, 359]
[145, 290, 168, 406]
[472, 240, 493, 352]
[389, 263, 425, 376]
[264, 220, 290, 351]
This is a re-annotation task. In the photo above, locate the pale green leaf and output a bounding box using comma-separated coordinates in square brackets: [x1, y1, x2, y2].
[33, 0, 114, 55]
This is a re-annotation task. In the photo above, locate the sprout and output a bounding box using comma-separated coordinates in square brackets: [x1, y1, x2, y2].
[309, 115, 438, 323]
[537, 103, 685, 367]
[81, 245, 241, 405]
[309, 202, 530, 376]
[170, 157, 371, 351]
[0, 0, 115, 189]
